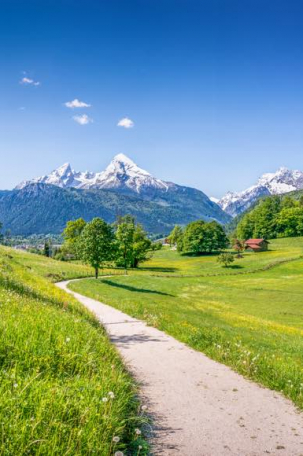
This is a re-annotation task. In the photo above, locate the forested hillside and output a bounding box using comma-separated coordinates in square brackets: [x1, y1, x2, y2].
[236, 190, 303, 239]
[0, 183, 230, 236]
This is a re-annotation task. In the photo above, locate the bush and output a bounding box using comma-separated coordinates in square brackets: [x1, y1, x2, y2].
[217, 252, 235, 267]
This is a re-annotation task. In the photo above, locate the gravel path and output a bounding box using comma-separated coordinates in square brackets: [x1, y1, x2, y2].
[57, 280, 303, 456]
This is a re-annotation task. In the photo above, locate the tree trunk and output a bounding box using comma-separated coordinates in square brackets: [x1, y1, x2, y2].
[95, 268, 99, 279]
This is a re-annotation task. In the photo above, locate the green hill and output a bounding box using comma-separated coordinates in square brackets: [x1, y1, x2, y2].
[0, 246, 147, 454]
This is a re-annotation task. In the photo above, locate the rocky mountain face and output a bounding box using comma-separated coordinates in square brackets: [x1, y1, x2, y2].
[16, 154, 171, 193]
[217, 167, 303, 217]
[6, 155, 230, 235]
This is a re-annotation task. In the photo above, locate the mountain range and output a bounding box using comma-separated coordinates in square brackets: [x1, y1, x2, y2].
[16, 153, 170, 195]
[216, 167, 303, 217]
[0, 154, 230, 235]
[2, 155, 303, 235]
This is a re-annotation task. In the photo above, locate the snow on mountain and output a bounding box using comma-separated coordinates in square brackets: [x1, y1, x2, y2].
[210, 196, 219, 204]
[86, 153, 170, 192]
[16, 154, 170, 193]
[218, 167, 303, 217]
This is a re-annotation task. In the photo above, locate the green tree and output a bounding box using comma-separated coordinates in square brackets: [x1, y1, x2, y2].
[233, 238, 245, 256]
[237, 196, 281, 240]
[115, 215, 136, 273]
[115, 215, 153, 271]
[43, 240, 51, 257]
[168, 225, 183, 250]
[0, 222, 3, 244]
[78, 218, 115, 279]
[181, 220, 228, 254]
[276, 207, 303, 237]
[132, 224, 152, 268]
[63, 218, 87, 257]
[217, 252, 235, 267]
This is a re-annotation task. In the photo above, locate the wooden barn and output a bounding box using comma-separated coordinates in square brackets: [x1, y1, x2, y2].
[244, 239, 269, 252]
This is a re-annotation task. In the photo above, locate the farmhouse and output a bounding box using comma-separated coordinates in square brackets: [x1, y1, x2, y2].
[245, 238, 269, 252]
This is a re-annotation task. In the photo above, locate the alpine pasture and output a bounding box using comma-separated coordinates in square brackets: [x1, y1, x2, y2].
[70, 237, 303, 410]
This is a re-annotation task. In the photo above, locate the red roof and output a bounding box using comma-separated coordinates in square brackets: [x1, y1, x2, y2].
[245, 238, 269, 245]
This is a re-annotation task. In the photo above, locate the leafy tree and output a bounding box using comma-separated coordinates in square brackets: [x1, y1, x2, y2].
[151, 241, 163, 252]
[78, 218, 115, 279]
[63, 218, 86, 257]
[233, 238, 245, 257]
[276, 207, 303, 237]
[43, 240, 51, 257]
[181, 220, 229, 254]
[132, 224, 152, 268]
[217, 252, 235, 267]
[168, 225, 183, 250]
[237, 196, 281, 240]
[115, 215, 136, 273]
[115, 215, 153, 271]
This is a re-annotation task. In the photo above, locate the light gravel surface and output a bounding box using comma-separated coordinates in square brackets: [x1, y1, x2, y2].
[57, 280, 303, 456]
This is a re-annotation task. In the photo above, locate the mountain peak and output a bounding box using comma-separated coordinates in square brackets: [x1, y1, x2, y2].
[218, 166, 303, 217]
[56, 162, 72, 177]
[15, 153, 168, 193]
[112, 153, 135, 165]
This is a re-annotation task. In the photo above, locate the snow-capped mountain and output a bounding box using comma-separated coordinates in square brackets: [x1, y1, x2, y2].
[217, 167, 303, 217]
[16, 153, 170, 193]
[15, 153, 231, 226]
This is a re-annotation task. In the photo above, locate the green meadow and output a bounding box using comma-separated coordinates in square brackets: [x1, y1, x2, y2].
[0, 246, 147, 455]
[70, 237, 303, 410]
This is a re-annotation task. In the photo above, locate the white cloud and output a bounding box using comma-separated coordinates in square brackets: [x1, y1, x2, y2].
[65, 98, 91, 108]
[20, 77, 40, 86]
[117, 117, 134, 129]
[73, 114, 93, 125]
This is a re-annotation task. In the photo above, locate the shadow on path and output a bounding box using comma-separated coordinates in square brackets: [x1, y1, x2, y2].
[102, 279, 175, 296]
[110, 332, 166, 348]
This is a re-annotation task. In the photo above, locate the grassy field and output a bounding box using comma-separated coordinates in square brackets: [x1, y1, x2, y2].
[0, 246, 147, 455]
[70, 237, 303, 410]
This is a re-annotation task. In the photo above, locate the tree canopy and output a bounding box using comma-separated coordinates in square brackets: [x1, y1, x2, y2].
[77, 218, 115, 278]
[63, 218, 87, 257]
[168, 225, 183, 250]
[180, 220, 229, 254]
[236, 194, 303, 240]
[115, 215, 152, 271]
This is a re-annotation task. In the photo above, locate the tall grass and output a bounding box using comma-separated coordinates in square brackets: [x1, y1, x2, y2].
[0, 247, 148, 455]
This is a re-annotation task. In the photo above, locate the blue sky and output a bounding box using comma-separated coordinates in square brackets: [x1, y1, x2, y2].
[0, 0, 302, 197]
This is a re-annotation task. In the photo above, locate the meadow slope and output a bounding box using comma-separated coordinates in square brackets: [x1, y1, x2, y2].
[0, 247, 147, 455]
[70, 237, 303, 410]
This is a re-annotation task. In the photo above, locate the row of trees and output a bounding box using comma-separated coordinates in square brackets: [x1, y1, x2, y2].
[236, 195, 303, 240]
[62, 215, 161, 278]
[168, 220, 229, 254]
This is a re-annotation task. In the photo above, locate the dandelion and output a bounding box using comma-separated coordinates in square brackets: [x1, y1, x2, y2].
[66, 337, 70, 343]
[102, 397, 108, 403]
[141, 405, 148, 411]
[135, 428, 141, 435]
[112, 436, 120, 443]
[114, 452, 124, 456]
[13, 383, 18, 388]
[108, 391, 115, 399]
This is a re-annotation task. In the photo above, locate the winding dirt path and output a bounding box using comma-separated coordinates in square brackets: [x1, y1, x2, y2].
[56, 280, 303, 456]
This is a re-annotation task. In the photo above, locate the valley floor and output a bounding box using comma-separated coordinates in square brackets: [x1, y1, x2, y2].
[69, 238, 303, 412]
[61, 279, 303, 456]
